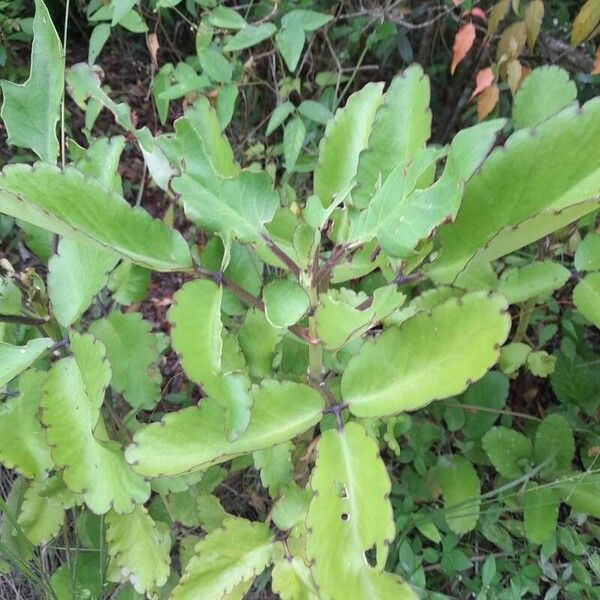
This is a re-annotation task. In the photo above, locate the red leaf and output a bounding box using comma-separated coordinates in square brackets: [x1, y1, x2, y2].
[451, 23, 476, 75]
[470, 67, 494, 100]
[452, 0, 461, 5]
[470, 7, 487, 21]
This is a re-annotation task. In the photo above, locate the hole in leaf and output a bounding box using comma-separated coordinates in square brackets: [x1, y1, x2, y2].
[364, 545, 377, 568]
[341, 513, 349, 522]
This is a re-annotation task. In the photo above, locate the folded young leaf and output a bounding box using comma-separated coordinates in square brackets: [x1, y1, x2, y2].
[41, 332, 150, 514]
[126, 380, 324, 477]
[171, 517, 276, 600]
[427, 99, 600, 283]
[341, 292, 510, 417]
[314, 82, 384, 207]
[0, 0, 63, 163]
[0, 338, 52, 388]
[0, 370, 53, 479]
[306, 422, 417, 600]
[0, 163, 192, 272]
[106, 505, 171, 595]
[168, 279, 252, 440]
[89, 311, 161, 410]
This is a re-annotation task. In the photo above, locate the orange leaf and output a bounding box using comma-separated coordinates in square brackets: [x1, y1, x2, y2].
[470, 7, 487, 22]
[451, 23, 476, 75]
[470, 67, 495, 100]
[524, 0, 544, 53]
[593, 47, 600, 74]
[477, 83, 500, 120]
[146, 33, 160, 69]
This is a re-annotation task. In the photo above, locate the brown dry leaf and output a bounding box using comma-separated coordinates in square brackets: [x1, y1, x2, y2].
[451, 23, 476, 75]
[477, 83, 500, 121]
[470, 66, 495, 100]
[524, 0, 544, 52]
[488, 0, 510, 34]
[593, 47, 600, 74]
[506, 59, 522, 95]
[146, 32, 159, 69]
[571, 0, 600, 46]
[496, 21, 527, 61]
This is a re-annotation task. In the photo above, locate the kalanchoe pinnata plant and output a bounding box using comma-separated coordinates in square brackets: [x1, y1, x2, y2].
[1, 1, 600, 599]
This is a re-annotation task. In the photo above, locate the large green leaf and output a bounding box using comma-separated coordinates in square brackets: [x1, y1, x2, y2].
[427, 99, 600, 283]
[48, 238, 118, 327]
[0, 338, 52, 388]
[573, 273, 600, 329]
[89, 311, 161, 410]
[306, 422, 417, 600]
[314, 82, 384, 206]
[171, 517, 275, 599]
[41, 332, 150, 514]
[341, 292, 510, 417]
[126, 380, 324, 477]
[106, 506, 171, 595]
[0, 163, 192, 272]
[352, 65, 431, 209]
[168, 279, 252, 440]
[0, 370, 53, 479]
[0, 0, 63, 163]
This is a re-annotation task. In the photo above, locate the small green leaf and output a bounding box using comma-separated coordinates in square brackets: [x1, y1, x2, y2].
[522, 483, 559, 544]
[461, 371, 509, 440]
[512, 66, 576, 129]
[223, 24, 277, 52]
[88, 23, 111, 64]
[117, 10, 148, 33]
[341, 292, 510, 417]
[108, 261, 150, 305]
[281, 9, 332, 32]
[253, 442, 293, 497]
[574, 232, 600, 272]
[498, 261, 570, 304]
[196, 493, 229, 533]
[238, 309, 283, 378]
[198, 47, 232, 83]
[263, 279, 310, 328]
[266, 101, 295, 135]
[126, 380, 324, 477]
[89, 311, 161, 410]
[171, 517, 275, 599]
[275, 27, 306, 72]
[283, 117, 305, 171]
[573, 273, 600, 329]
[297, 100, 332, 125]
[527, 350, 555, 377]
[207, 6, 247, 29]
[0, 163, 192, 272]
[0, 0, 63, 163]
[271, 557, 319, 600]
[435, 455, 481, 535]
[41, 332, 150, 514]
[482, 427, 532, 479]
[106, 506, 171, 595]
[0, 338, 52, 388]
[499, 342, 531, 374]
[555, 473, 600, 518]
[0, 370, 53, 479]
[306, 422, 417, 599]
[0, 275, 22, 315]
[534, 414, 575, 476]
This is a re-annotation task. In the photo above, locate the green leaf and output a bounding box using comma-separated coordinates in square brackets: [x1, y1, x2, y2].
[427, 99, 600, 283]
[555, 473, 600, 518]
[108, 261, 151, 305]
[48, 238, 118, 327]
[522, 484, 559, 544]
[512, 66, 576, 129]
[223, 23, 277, 52]
[352, 65, 431, 209]
[0, 0, 63, 163]
[106, 506, 171, 595]
[207, 6, 247, 29]
[281, 9, 332, 32]
[111, 0, 138, 26]
[0, 370, 53, 479]
[499, 342, 532, 374]
[306, 422, 417, 599]
[573, 273, 600, 328]
[0, 338, 52, 388]
[197, 493, 229, 533]
[216, 84, 238, 130]
[171, 517, 275, 599]
[271, 557, 319, 600]
[297, 100, 332, 125]
[275, 27, 306, 72]
[482, 427, 532, 479]
[266, 101, 295, 135]
[238, 309, 283, 378]
[314, 82, 384, 206]
[575, 232, 600, 271]
[89, 311, 161, 410]
[0, 275, 22, 315]
[126, 380, 324, 477]
[0, 163, 192, 272]
[253, 442, 293, 497]
[168, 279, 252, 440]
[526, 350, 555, 377]
[283, 117, 305, 171]
[263, 279, 310, 328]
[461, 371, 509, 440]
[198, 47, 232, 83]
[534, 414, 575, 476]
[41, 332, 150, 514]
[117, 10, 148, 33]
[88, 23, 111, 64]
[498, 261, 570, 304]
[174, 169, 278, 244]
[435, 455, 481, 535]
[341, 292, 510, 417]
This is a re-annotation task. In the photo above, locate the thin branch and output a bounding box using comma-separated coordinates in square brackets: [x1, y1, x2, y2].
[312, 245, 348, 287]
[261, 235, 301, 277]
[0, 313, 48, 326]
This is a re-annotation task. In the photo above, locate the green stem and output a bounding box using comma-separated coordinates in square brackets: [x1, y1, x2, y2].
[514, 298, 536, 342]
[307, 285, 323, 379]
